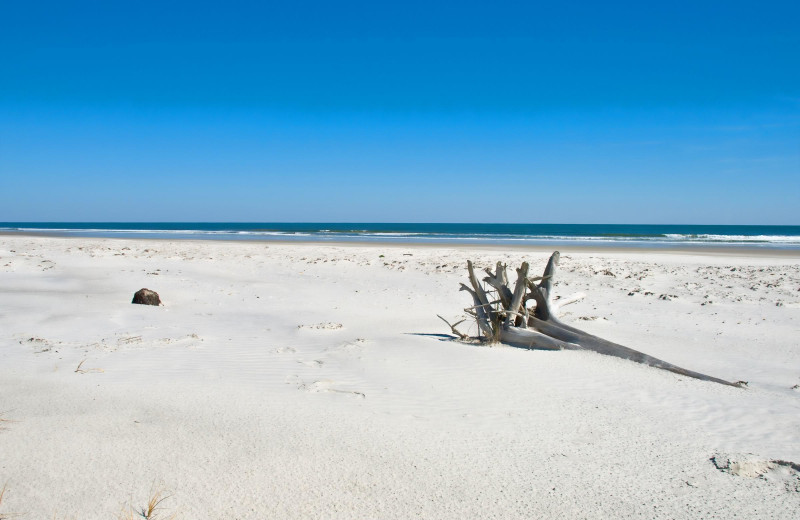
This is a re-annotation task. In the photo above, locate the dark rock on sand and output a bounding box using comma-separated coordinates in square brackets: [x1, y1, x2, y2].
[132, 288, 161, 306]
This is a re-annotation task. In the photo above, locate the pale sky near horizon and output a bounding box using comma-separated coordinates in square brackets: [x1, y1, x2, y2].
[1, 1, 798, 224]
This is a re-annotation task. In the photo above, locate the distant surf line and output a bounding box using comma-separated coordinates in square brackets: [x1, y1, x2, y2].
[2, 223, 800, 249]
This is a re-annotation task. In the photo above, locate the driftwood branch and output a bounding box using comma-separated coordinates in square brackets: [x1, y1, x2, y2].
[459, 280, 494, 339]
[505, 262, 529, 328]
[483, 262, 513, 308]
[443, 252, 743, 387]
[437, 315, 469, 340]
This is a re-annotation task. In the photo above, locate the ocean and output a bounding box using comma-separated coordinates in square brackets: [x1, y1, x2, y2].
[2, 223, 800, 249]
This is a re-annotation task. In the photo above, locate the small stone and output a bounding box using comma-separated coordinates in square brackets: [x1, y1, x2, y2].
[132, 288, 161, 306]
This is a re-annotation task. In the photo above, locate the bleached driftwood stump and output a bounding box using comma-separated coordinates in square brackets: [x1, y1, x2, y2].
[441, 252, 742, 387]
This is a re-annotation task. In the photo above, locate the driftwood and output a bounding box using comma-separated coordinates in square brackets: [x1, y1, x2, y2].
[453, 252, 742, 387]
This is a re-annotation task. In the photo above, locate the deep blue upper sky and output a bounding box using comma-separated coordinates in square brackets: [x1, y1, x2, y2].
[1, 1, 798, 223]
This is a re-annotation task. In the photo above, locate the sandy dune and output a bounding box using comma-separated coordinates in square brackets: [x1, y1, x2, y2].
[1, 236, 798, 518]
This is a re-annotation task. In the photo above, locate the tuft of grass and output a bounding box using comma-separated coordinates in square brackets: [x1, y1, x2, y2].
[140, 490, 170, 519]
[118, 487, 176, 520]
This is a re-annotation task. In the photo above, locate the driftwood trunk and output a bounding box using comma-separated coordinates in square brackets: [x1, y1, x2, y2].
[456, 252, 742, 387]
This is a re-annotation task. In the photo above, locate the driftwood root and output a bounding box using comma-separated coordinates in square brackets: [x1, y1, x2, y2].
[448, 252, 742, 387]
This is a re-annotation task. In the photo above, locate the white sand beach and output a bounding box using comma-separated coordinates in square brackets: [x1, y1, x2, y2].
[1, 235, 798, 518]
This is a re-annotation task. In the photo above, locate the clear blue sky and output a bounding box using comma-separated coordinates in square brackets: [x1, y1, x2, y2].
[1, 1, 798, 223]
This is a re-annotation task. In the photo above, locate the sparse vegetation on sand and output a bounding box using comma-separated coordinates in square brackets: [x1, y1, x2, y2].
[119, 488, 176, 520]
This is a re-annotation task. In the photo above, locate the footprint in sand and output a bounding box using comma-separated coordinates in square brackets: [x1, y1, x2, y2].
[297, 379, 365, 398]
[712, 453, 800, 493]
[20, 336, 53, 353]
[326, 338, 368, 353]
[296, 359, 324, 367]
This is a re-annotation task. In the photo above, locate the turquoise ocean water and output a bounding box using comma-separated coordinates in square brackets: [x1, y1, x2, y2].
[2, 223, 800, 249]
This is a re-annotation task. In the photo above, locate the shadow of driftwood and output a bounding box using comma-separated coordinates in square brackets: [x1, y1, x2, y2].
[405, 333, 457, 341]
